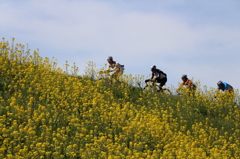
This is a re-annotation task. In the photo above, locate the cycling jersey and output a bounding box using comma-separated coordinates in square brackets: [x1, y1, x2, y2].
[108, 61, 124, 74]
[151, 69, 166, 79]
[217, 82, 233, 91]
[180, 79, 194, 88]
[177, 78, 196, 95]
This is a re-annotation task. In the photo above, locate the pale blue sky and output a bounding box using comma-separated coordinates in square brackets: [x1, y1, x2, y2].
[1, 0, 240, 91]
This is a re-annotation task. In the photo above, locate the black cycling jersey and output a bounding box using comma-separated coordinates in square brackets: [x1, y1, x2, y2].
[151, 69, 167, 79]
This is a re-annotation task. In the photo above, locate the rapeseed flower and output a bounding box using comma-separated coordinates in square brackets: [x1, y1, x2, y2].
[0, 38, 239, 158]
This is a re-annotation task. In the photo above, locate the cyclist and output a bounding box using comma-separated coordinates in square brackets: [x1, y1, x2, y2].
[145, 65, 167, 92]
[177, 74, 196, 95]
[106, 56, 124, 75]
[217, 81, 233, 92]
[215, 81, 234, 103]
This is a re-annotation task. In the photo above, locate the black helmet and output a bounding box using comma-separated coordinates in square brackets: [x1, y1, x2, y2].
[107, 56, 113, 62]
[151, 65, 156, 71]
[181, 74, 187, 79]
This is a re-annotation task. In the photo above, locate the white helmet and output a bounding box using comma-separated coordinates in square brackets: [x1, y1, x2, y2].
[217, 80, 223, 86]
[107, 56, 113, 62]
[151, 65, 156, 71]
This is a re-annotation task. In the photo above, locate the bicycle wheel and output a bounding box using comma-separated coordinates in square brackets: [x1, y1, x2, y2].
[160, 88, 172, 95]
[144, 85, 157, 93]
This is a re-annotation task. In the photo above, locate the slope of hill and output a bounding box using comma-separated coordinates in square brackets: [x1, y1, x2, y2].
[0, 39, 239, 158]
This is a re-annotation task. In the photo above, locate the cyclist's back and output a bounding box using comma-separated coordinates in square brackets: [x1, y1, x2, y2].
[217, 81, 233, 92]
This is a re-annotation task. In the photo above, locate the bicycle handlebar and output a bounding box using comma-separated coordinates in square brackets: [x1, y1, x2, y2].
[98, 70, 110, 74]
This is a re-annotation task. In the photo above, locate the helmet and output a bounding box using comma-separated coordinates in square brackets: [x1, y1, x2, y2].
[217, 80, 223, 86]
[181, 74, 187, 79]
[151, 65, 156, 71]
[107, 56, 113, 62]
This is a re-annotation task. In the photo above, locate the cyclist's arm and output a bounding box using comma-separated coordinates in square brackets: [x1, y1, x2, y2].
[107, 65, 115, 72]
[150, 73, 154, 79]
[215, 89, 223, 98]
[113, 68, 121, 74]
[216, 87, 222, 91]
[187, 80, 193, 88]
[113, 63, 124, 74]
[177, 83, 183, 91]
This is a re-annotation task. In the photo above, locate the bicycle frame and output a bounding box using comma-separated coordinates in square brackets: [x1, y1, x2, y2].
[98, 71, 122, 83]
[144, 80, 171, 95]
[98, 71, 112, 82]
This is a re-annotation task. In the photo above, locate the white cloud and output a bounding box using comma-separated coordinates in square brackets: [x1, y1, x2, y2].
[0, 0, 197, 54]
[2, 0, 239, 56]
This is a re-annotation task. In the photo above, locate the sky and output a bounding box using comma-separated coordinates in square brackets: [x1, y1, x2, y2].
[1, 0, 240, 91]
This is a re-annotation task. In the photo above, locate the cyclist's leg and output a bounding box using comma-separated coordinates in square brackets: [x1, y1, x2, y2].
[189, 85, 196, 96]
[144, 78, 154, 89]
[160, 77, 167, 87]
[157, 77, 167, 91]
[111, 70, 123, 83]
[117, 70, 124, 83]
[144, 79, 150, 89]
[145, 79, 151, 83]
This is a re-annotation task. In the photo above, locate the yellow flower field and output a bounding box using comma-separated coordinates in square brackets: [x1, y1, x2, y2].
[0, 38, 239, 158]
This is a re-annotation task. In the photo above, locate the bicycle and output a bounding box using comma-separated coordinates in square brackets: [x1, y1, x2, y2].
[143, 79, 171, 95]
[98, 70, 122, 83]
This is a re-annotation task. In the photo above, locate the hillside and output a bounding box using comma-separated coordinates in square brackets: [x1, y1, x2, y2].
[0, 39, 239, 158]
